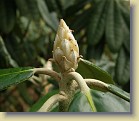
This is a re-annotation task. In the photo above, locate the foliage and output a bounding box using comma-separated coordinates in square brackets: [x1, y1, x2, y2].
[0, 67, 33, 90]
[0, 0, 130, 112]
[69, 90, 130, 112]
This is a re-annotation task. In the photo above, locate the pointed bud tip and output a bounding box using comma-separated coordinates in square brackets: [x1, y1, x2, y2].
[60, 19, 69, 30]
[60, 19, 64, 23]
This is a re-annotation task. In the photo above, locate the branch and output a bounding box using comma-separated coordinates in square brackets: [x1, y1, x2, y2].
[38, 94, 66, 112]
[85, 79, 108, 92]
[33, 68, 61, 81]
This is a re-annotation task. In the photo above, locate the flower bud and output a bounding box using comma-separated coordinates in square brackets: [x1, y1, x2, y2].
[53, 19, 79, 72]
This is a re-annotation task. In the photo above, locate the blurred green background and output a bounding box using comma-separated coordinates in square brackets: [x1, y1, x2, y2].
[0, 0, 130, 111]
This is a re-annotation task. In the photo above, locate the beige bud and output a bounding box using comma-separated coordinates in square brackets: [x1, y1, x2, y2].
[53, 47, 64, 63]
[53, 19, 79, 72]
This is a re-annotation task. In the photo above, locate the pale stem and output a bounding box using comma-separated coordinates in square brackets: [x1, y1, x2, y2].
[33, 68, 61, 81]
[66, 72, 97, 112]
[38, 94, 66, 112]
[85, 79, 108, 92]
[67, 72, 90, 92]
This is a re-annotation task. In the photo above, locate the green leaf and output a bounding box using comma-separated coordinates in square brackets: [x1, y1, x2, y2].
[123, 37, 130, 54]
[0, 67, 34, 91]
[68, 91, 92, 112]
[76, 59, 114, 84]
[119, 0, 130, 29]
[105, 0, 124, 53]
[122, 23, 130, 54]
[69, 89, 130, 112]
[121, 14, 130, 54]
[119, 1, 130, 54]
[37, 0, 58, 31]
[115, 47, 130, 86]
[86, 38, 105, 60]
[15, 0, 40, 21]
[108, 84, 130, 102]
[92, 90, 130, 112]
[29, 90, 59, 112]
[0, 0, 16, 34]
[87, 0, 106, 45]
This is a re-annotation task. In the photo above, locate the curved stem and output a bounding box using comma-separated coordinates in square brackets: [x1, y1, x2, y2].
[38, 94, 66, 112]
[67, 72, 90, 92]
[66, 72, 97, 112]
[85, 79, 108, 92]
[33, 68, 61, 81]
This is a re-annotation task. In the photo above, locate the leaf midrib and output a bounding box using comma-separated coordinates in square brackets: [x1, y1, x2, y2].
[0, 69, 33, 77]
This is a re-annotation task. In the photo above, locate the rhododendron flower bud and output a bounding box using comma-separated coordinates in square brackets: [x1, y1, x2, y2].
[53, 19, 79, 72]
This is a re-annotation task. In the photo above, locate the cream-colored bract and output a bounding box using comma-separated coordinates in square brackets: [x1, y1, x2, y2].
[53, 19, 79, 72]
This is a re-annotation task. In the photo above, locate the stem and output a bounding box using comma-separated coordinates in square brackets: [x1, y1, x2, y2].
[85, 79, 130, 102]
[67, 72, 97, 112]
[67, 72, 90, 92]
[58, 79, 76, 112]
[33, 68, 61, 81]
[85, 79, 108, 92]
[38, 94, 66, 112]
